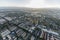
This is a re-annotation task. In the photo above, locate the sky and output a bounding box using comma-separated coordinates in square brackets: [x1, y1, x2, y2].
[0, 0, 60, 8]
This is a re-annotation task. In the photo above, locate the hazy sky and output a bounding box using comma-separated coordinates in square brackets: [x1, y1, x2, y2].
[0, 0, 60, 8]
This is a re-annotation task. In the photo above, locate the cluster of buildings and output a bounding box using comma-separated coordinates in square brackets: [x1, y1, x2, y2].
[0, 13, 60, 40]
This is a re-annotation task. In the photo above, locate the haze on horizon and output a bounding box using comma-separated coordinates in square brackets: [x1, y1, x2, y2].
[0, 0, 60, 8]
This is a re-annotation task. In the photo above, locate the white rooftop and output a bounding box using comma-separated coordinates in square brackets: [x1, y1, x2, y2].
[1, 29, 10, 37]
[42, 29, 59, 36]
